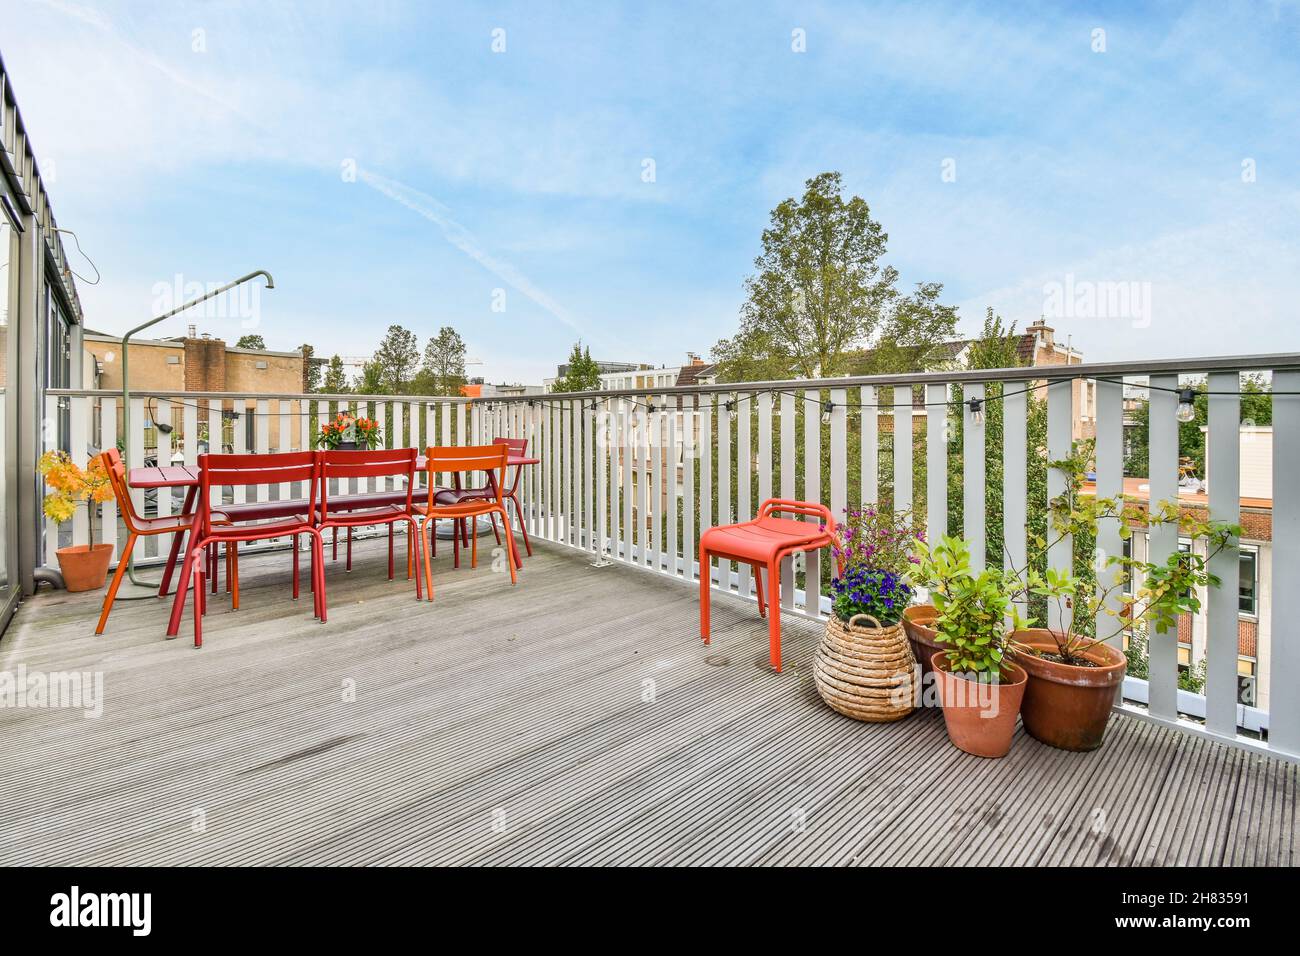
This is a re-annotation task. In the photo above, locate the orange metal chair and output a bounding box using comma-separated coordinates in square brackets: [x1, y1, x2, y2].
[95, 448, 231, 635]
[698, 498, 836, 672]
[415, 444, 520, 600]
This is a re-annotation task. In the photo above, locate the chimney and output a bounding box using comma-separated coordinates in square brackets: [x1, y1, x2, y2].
[1030, 316, 1055, 351]
[687, 351, 703, 367]
[187, 323, 197, 338]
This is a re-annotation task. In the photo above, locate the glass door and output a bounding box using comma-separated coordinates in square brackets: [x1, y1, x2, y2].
[0, 213, 19, 633]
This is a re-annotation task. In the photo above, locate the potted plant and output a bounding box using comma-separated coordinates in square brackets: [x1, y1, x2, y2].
[1007, 453, 1240, 752]
[814, 506, 922, 722]
[913, 534, 1029, 758]
[316, 412, 382, 451]
[38, 451, 116, 592]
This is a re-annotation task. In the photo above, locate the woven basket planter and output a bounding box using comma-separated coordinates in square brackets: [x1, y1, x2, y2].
[814, 613, 917, 722]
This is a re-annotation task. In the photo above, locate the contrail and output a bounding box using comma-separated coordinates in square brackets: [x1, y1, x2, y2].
[359, 169, 589, 339]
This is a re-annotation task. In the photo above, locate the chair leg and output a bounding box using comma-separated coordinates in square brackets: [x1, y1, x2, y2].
[407, 518, 423, 599]
[471, 521, 478, 569]
[230, 543, 240, 611]
[388, 523, 395, 580]
[453, 520, 461, 569]
[420, 519, 435, 601]
[225, 543, 232, 593]
[754, 563, 767, 618]
[699, 548, 711, 644]
[406, 529, 414, 580]
[312, 531, 328, 623]
[490, 510, 501, 545]
[193, 561, 204, 649]
[768, 558, 783, 672]
[346, 527, 353, 571]
[292, 533, 300, 600]
[166, 545, 200, 637]
[95, 532, 137, 635]
[501, 508, 518, 585]
[209, 543, 218, 593]
[333, 526, 339, 560]
[509, 493, 533, 556]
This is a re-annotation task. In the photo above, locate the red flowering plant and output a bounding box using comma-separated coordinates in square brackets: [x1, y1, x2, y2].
[315, 412, 382, 450]
[827, 506, 924, 626]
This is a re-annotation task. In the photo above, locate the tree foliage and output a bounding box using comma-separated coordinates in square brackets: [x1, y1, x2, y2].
[417, 326, 469, 396]
[712, 171, 958, 382]
[552, 342, 601, 392]
[299, 343, 321, 392]
[360, 324, 420, 394]
[322, 354, 349, 393]
[234, 334, 266, 350]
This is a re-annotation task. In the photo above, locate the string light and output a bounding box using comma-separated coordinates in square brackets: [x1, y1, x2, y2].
[967, 397, 984, 425]
[1176, 388, 1197, 423]
[821, 399, 834, 425]
[724, 399, 736, 422]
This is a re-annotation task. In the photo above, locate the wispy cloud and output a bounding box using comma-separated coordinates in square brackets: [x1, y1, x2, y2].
[358, 169, 591, 341]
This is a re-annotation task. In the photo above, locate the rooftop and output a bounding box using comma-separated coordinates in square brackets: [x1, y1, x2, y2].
[0, 537, 1293, 866]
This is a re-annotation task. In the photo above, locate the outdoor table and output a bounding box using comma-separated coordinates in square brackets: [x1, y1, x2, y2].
[127, 453, 542, 612]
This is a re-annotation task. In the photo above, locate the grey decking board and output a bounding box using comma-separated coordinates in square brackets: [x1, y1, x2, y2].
[0, 539, 1292, 866]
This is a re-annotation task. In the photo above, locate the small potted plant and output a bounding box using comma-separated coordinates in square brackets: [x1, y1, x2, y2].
[814, 506, 922, 722]
[914, 534, 1029, 758]
[1008, 454, 1240, 751]
[38, 451, 116, 591]
[316, 412, 382, 451]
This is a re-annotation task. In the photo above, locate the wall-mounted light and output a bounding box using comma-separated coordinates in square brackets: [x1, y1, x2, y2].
[1176, 388, 1197, 423]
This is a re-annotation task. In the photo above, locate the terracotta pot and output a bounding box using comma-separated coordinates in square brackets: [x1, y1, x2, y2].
[1012, 629, 1127, 752]
[901, 605, 943, 678]
[55, 543, 114, 592]
[931, 651, 1027, 758]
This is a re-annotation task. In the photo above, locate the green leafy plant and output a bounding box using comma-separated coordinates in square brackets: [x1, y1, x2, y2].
[1007, 446, 1240, 667]
[913, 534, 1026, 678]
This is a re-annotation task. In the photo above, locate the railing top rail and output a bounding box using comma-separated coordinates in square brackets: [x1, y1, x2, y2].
[482, 352, 1300, 403]
[44, 389, 474, 404]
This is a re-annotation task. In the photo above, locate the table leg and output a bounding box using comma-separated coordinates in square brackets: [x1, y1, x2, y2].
[159, 484, 198, 597]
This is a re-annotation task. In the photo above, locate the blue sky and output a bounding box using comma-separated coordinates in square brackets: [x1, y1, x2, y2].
[4, 0, 1299, 384]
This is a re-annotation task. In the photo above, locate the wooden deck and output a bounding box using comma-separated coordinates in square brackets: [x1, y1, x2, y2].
[0, 538, 1295, 866]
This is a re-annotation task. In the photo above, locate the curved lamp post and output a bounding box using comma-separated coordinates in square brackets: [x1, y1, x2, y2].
[118, 270, 275, 590]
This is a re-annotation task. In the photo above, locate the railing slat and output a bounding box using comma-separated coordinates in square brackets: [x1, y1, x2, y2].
[893, 385, 912, 511]
[736, 391, 751, 595]
[1271, 369, 1300, 756]
[963, 382, 986, 573]
[70, 395, 90, 547]
[1003, 380, 1028, 617]
[830, 386, 847, 527]
[1045, 380, 1072, 625]
[101, 398, 118, 556]
[622, 399, 634, 562]
[1206, 371, 1241, 737]
[649, 397, 662, 568]
[717, 394, 732, 587]
[1147, 374, 1180, 721]
[861, 385, 878, 508]
[1092, 378, 1124, 650]
[780, 391, 795, 610]
[683, 396, 696, 579]
[804, 389, 821, 614]
[927, 382, 948, 547]
[667, 395, 679, 574]
[584, 399, 595, 554]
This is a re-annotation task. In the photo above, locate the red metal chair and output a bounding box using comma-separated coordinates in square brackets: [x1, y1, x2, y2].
[314, 448, 422, 599]
[415, 445, 520, 600]
[168, 452, 325, 646]
[698, 498, 836, 672]
[94, 448, 231, 634]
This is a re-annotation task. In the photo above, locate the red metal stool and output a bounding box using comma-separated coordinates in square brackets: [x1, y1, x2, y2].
[698, 498, 836, 672]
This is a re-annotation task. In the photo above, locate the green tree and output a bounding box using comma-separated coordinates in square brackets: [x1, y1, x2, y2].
[299, 343, 321, 392]
[712, 171, 958, 382]
[322, 354, 349, 393]
[235, 334, 266, 350]
[552, 342, 601, 392]
[368, 324, 420, 394]
[417, 326, 468, 395]
[354, 360, 385, 395]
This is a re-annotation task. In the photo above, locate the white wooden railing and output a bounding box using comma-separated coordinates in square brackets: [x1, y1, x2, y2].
[45, 354, 1300, 760]
[479, 354, 1300, 761]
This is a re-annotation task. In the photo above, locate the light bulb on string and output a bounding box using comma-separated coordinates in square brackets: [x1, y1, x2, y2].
[725, 398, 737, 422]
[968, 397, 984, 425]
[821, 400, 834, 425]
[1176, 388, 1197, 423]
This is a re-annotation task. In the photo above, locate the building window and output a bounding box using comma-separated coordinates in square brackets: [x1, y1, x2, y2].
[1121, 536, 1133, 595]
[1239, 549, 1258, 617]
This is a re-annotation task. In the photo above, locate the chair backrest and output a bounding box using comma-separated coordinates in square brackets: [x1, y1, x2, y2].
[318, 447, 416, 519]
[492, 437, 527, 494]
[424, 444, 508, 506]
[758, 498, 835, 532]
[99, 447, 143, 533]
[198, 452, 318, 528]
